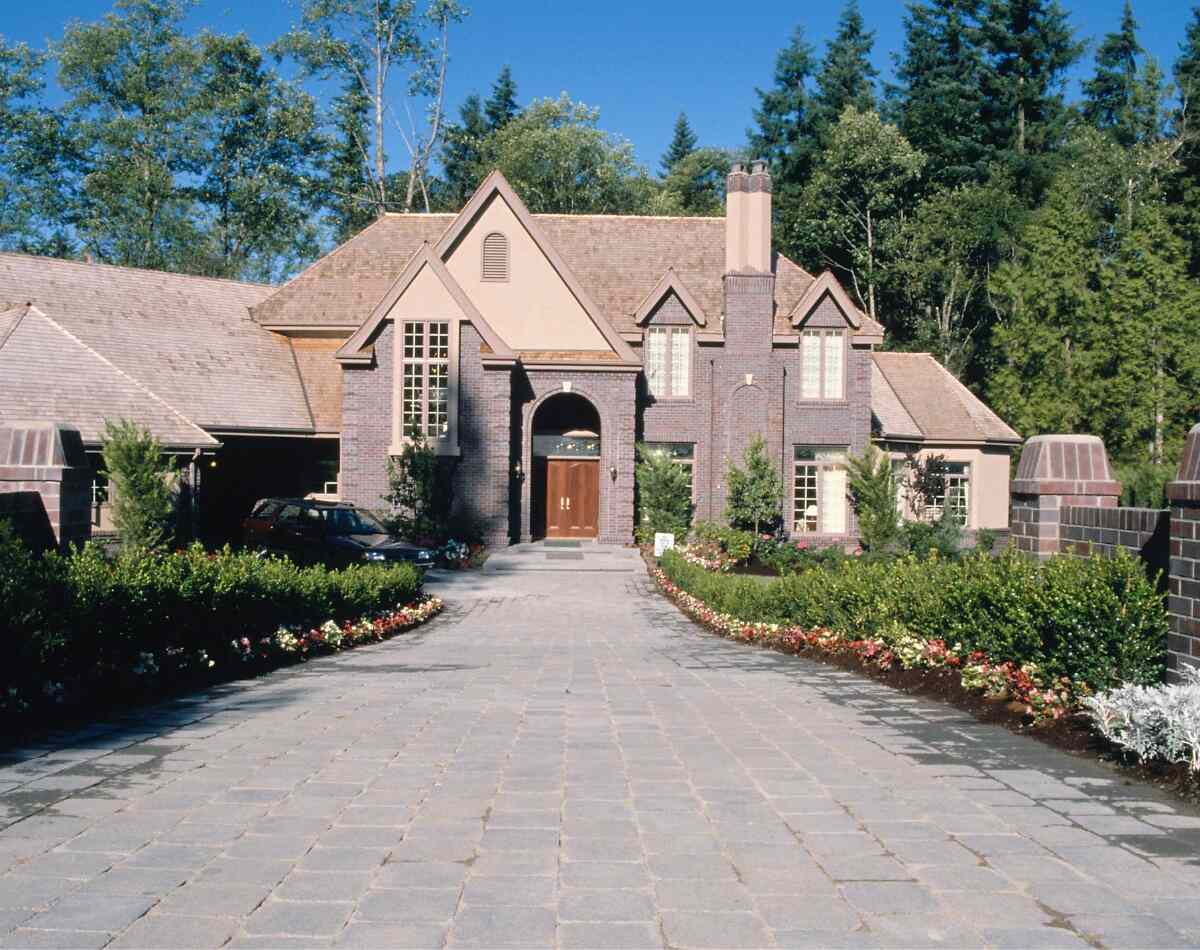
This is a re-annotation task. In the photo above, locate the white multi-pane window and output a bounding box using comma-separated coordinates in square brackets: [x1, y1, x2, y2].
[643, 442, 695, 496]
[799, 329, 845, 400]
[645, 326, 690, 398]
[929, 462, 970, 525]
[793, 446, 848, 534]
[401, 321, 450, 440]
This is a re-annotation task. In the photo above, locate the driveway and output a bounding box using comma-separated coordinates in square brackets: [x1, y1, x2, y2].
[0, 543, 1197, 948]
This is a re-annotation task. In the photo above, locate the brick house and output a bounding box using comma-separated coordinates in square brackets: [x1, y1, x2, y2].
[0, 163, 1018, 545]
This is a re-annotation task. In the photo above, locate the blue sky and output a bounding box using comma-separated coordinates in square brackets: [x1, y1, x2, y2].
[1, 0, 1192, 172]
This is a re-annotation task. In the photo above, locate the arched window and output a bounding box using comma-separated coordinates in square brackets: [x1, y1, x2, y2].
[481, 231, 509, 281]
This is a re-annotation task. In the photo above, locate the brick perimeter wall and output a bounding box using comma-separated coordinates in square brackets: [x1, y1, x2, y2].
[1059, 506, 1168, 572]
[1168, 500, 1200, 676]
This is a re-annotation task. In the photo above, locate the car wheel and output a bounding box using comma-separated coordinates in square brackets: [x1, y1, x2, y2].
[253, 545, 271, 559]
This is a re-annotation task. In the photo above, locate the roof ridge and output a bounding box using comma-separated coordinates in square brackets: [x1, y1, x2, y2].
[0, 251, 271, 290]
[23, 305, 215, 445]
[532, 213, 726, 221]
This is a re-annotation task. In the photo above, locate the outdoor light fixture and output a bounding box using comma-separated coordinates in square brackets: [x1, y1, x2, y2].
[610, 465, 618, 482]
[513, 461, 524, 480]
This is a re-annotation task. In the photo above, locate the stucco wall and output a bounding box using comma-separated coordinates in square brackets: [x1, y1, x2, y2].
[884, 445, 1012, 530]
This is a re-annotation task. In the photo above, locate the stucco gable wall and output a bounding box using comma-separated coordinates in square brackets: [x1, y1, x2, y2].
[388, 262, 468, 321]
[443, 193, 610, 352]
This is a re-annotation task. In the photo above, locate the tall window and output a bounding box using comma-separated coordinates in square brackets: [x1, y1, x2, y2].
[645, 327, 690, 398]
[929, 462, 970, 525]
[800, 329, 845, 400]
[643, 442, 695, 496]
[793, 446, 848, 534]
[401, 321, 450, 439]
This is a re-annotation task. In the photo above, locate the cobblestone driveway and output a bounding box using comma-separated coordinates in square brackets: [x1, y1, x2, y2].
[0, 544, 1198, 948]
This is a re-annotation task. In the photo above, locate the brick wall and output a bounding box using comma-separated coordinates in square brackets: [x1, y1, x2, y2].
[1167, 423, 1200, 677]
[1059, 505, 1168, 576]
[339, 322, 395, 513]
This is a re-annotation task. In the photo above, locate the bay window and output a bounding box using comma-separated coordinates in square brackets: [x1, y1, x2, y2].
[793, 445, 848, 535]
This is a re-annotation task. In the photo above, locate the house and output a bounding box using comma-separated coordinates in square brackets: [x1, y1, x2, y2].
[0, 163, 1019, 545]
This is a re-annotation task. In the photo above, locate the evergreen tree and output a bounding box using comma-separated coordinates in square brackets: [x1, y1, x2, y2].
[1170, 8, 1200, 276]
[1092, 204, 1200, 463]
[1082, 0, 1161, 147]
[813, 0, 878, 138]
[442, 92, 488, 208]
[978, 0, 1083, 162]
[889, 0, 989, 185]
[658, 146, 737, 216]
[987, 171, 1100, 438]
[749, 27, 819, 258]
[483, 64, 518, 131]
[661, 111, 697, 175]
[323, 79, 376, 243]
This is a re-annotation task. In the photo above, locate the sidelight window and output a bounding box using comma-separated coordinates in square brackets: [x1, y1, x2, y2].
[793, 445, 848, 534]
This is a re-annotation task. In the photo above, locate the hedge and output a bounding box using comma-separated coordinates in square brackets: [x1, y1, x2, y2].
[658, 547, 1167, 692]
[0, 522, 429, 720]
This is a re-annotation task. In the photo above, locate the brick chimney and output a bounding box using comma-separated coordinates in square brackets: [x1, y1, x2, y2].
[725, 161, 772, 274]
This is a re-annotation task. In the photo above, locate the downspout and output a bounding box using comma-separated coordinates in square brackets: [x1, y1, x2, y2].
[781, 365, 787, 536]
[708, 357, 716, 522]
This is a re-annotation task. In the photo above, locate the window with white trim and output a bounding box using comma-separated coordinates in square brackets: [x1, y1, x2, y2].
[645, 326, 690, 398]
[401, 321, 450, 440]
[793, 445, 848, 534]
[481, 232, 509, 281]
[799, 329, 845, 400]
[929, 462, 970, 525]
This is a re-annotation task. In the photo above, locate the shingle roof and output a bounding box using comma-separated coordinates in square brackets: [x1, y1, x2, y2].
[251, 212, 886, 339]
[871, 352, 1020, 444]
[0, 253, 314, 433]
[0, 305, 217, 448]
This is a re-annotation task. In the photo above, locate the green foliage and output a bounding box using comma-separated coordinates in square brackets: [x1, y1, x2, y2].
[1081, 1, 1164, 148]
[483, 64, 519, 131]
[812, 0, 878, 138]
[441, 91, 489, 209]
[0, 540, 421, 711]
[661, 111, 698, 174]
[634, 444, 693, 545]
[846, 445, 899, 552]
[100, 419, 177, 553]
[724, 435, 784, 535]
[794, 107, 925, 322]
[384, 439, 453, 543]
[899, 508, 963, 558]
[1115, 460, 1173, 508]
[654, 146, 737, 216]
[660, 546, 1166, 691]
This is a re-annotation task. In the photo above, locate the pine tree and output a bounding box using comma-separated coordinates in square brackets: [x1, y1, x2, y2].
[442, 93, 488, 208]
[1170, 8, 1200, 276]
[978, 0, 1083, 160]
[987, 171, 1100, 438]
[661, 112, 697, 175]
[889, 0, 989, 185]
[812, 0, 878, 138]
[749, 27, 819, 258]
[1082, 1, 1160, 147]
[483, 65, 518, 131]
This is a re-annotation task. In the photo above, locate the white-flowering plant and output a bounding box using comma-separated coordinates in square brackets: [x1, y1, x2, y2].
[1083, 666, 1200, 771]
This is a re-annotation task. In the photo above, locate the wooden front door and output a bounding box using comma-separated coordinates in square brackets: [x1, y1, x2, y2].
[545, 459, 599, 538]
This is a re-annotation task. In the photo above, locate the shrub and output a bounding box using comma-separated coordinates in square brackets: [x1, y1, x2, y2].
[725, 435, 783, 535]
[100, 420, 177, 552]
[899, 508, 962, 559]
[635, 444, 693, 544]
[847, 446, 899, 552]
[1115, 460, 1173, 509]
[658, 546, 1166, 692]
[0, 542, 426, 720]
[1084, 667, 1200, 771]
[385, 438, 454, 542]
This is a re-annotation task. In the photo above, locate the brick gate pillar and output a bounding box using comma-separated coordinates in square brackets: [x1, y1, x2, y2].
[1010, 434, 1121, 560]
[1167, 423, 1200, 678]
[0, 421, 92, 552]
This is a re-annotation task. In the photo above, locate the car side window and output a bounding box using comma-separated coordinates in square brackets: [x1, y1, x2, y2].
[277, 504, 302, 524]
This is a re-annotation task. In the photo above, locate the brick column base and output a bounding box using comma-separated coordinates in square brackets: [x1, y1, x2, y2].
[1167, 423, 1200, 678]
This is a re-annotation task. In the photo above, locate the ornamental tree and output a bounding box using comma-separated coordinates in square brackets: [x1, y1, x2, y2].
[100, 419, 177, 552]
[635, 444, 693, 544]
[724, 435, 783, 536]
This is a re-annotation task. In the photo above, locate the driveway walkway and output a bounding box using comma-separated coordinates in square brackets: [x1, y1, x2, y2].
[0, 545, 1197, 949]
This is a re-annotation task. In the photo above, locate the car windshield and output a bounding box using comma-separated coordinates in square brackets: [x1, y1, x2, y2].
[322, 507, 387, 535]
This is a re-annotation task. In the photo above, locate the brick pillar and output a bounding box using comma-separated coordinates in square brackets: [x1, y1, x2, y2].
[1010, 434, 1120, 559]
[1167, 423, 1200, 678]
[0, 421, 92, 551]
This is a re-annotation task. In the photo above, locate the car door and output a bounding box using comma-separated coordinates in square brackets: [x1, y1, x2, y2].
[272, 504, 306, 560]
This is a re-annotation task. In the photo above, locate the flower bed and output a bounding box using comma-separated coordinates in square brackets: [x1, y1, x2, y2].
[0, 523, 444, 728]
[653, 565, 1078, 721]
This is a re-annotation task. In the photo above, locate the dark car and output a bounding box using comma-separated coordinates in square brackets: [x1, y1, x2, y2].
[242, 498, 436, 570]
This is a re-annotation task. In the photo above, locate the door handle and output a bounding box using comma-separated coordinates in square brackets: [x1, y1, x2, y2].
[559, 497, 564, 511]
[566, 497, 571, 511]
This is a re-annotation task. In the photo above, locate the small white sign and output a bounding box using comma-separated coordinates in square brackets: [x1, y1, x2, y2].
[561, 381, 573, 392]
[654, 532, 675, 557]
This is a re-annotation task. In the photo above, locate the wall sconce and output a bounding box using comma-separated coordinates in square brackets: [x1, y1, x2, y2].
[513, 461, 524, 481]
[609, 466, 618, 482]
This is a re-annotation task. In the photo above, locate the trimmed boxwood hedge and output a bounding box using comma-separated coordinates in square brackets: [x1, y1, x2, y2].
[1, 523, 424, 704]
[659, 547, 1167, 691]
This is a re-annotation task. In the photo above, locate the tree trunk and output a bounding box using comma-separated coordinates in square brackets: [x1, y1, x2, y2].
[1017, 77, 1026, 154]
[374, 43, 386, 214]
[866, 207, 877, 320]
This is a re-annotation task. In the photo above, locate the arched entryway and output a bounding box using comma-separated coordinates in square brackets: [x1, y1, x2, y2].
[531, 393, 601, 539]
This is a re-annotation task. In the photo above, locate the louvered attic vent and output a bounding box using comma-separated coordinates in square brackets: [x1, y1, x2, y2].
[482, 232, 509, 281]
